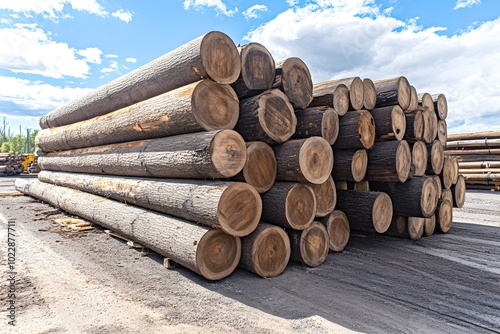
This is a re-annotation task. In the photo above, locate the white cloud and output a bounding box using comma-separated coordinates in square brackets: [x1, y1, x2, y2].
[245, 1, 500, 134]
[243, 4, 268, 20]
[453, 0, 481, 10]
[105, 54, 118, 58]
[77, 47, 102, 64]
[112, 9, 133, 23]
[100, 60, 119, 74]
[287, 0, 299, 6]
[0, 24, 92, 78]
[125, 58, 136, 63]
[0, 0, 108, 19]
[183, 0, 238, 16]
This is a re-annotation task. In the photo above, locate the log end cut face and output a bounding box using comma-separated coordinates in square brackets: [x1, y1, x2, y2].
[299, 221, 329, 267]
[333, 84, 349, 116]
[218, 183, 262, 237]
[358, 110, 376, 150]
[435, 94, 448, 120]
[352, 149, 368, 182]
[243, 141, 277, 193]
[395, 140, 412, 183]
[412, 141, 428, 176]
[430, 141, 445, 175]
[299, 137, 334, 184]
[259, 89, 297, 143]
[438, 120, 448, 147]
[396, 76, 411, 110]
[252, 225, 291, 278]
[197, 229, 241, 280]
[200, 31, 241, 84]
[421, 177, 439, 218]
[392, 106, 407, 141]
[281, 57, 313, 109]
[192, 80, 239, 131]
[372, 192, 393, 233]
[325, 210, 350, 252]
[241, 43, 276, 90]
[362, 78, 377, 110]
[424, 216, 436, 237]
[437, 199, 453, 233]
[311, 176, 336, 218]
[407, 217, 425, 240]
[210, 130, 247, 178]
[453, 175, 466, 208]
[321, 108, 340, 145]
[349, 77, 365, 111]
[285, 183, 316, 230]
[409, 86, 419, 110]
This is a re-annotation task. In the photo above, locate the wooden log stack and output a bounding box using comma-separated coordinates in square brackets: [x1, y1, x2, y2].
[0, 153, 25, 176]
[16, 30, 466, 281]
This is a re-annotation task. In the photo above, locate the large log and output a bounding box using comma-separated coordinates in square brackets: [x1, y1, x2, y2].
[235, 89, 296, 145]
[408, 86, 419, 110]
[418, 92, 435, 113]
[38, 130, 246, 179]
[260, 182, 316, 230]
[365, 140, 412, 183]
[288, 221, 329, 267]
[441, 156, 457, 189]
[447, 138, 500, 149]
[452, 175, 466, 208]
[447, 130, 500, 142]
[327, 77, 364, 111]
[411, 141, 428, 176]
[373, 76, 411, 110]
[310, 82, 349, 116]
[232, 141, 276, 193]
[37, 171, 262, 237]
[422, 107, 438, 144]
[292, 106, 339, 145]
[333, 109, 375, 150]
[231, 43, 275, 98]
[369, 105, 406, 141]
[39, 31, 241, 129]
[432, 93, 448, 120]
[36, 80, 239, 152]
[362, 78, 377, 110]
[426, 140, 445, 175]
[459, 161, 500, 168]
[319, 210, 350, 252]
[335, 190, 393, 233]
[435, 199, 453, 233]
[310, 175, 336, 218]
[370, 177, 439, 218]
[384, 216, 424, 240]
[403, 109, 424, 143]
[437, 120, 447, 147]
[273, 58, 313, 109]
[423, 216, 436, 237]
[239, 223, 290, 278]
[332, 149, 368, 182]
[15, 179, 240, 281]
[274, 137, 334, 184]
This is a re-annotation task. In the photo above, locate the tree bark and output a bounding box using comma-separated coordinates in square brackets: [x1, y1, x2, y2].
[318, 210, 350, 252]
[38, 130, 246, 179]
[362, 78, 377, 110]
[310, 175, 336, 218]
[373, 76, 411, 110]
[235, 89, 296, 145]
[15, 179, 241, 281]
[432, 93, 448, 120]
[369, 105, 406, 141]
[36, 80, 239, 152]
[292, 106, 339, 145]
[231, 43, 275, 98]
[323, 77, 364, 111]
[350, 180, 370, 191]
[332, 149, 368, 182]
[37, 171, 261, 237]
[335, 190, 393, 233]
[370, 177, 439, 218]
[332, 109, 375, 150]
[403, 109, 424, 143]
[239, 223, 290, 278]
[260, 182, 316, 230]
[40, 31, 241, 129]
[452, 174, 466, 208]
[274, 137, 334, 184]
[310, 82, 349, 116]
[232, 141, 276, 193]
[273, 57, 313, 109]
[435, 199, 453, 233]
[426, 140, 445, 175]
[411, 141, 428, 176]
[365, 140, 412, 183]
[288, 221, 329, 267]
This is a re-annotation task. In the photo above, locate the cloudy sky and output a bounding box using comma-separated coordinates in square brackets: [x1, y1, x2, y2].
[0, 0, 499, 135]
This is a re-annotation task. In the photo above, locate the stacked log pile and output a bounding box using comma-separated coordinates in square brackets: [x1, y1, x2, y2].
[445, 130, 500, 191]
[0, 153, 25, 176]
[16, 30, 466, 281]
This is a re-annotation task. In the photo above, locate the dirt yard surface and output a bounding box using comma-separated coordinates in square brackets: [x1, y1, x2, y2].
[1, 174, 499, 334]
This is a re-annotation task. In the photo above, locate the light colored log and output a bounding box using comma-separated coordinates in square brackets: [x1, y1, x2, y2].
[411, 141, 428, 176]
[288, 221, 329, 267]
[362, 78, 377, 110]
[319, 210, 350, 252]
[447, 130, 500, 142]
[233, 141, 276, 193]
[310, 175, 336, 218]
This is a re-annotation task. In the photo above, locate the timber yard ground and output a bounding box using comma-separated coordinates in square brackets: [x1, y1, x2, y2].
[0, 174, 499, 334]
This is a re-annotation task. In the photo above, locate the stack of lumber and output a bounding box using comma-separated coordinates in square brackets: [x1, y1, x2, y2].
[16, 30, 465, 281]
[445, 130, 500, 190]
[0, 153, 25, 176]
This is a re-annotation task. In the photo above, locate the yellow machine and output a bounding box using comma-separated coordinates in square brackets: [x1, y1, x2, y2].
[21, 153, 35, 171]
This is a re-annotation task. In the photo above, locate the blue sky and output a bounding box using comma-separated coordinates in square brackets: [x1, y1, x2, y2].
[0, 0, 499, 136]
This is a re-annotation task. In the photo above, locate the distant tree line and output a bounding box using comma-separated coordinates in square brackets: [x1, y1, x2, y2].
[0, 117, 39, 155]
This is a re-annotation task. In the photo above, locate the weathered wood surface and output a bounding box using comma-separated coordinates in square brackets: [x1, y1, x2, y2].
[365, 140, 412, 183]
[274, 57, 313, 109]
[318, 77, 364, 111]
[447, 130, 500, 141]
[384, 216, 424, 240]
[426, 140, 445, 175]
[37, 171, 262, 237]
[422, 107, 438, 144]
[319, 210, 350, 252]
[411, 141, 428, 176]
[292, 106, 339, 145]
[288, 221, 330, 267]
[373, 76, 411, 110]
[362, 78, 377, 110]
[310, 82, 349, 116]
[403, 109, 424, 143]
[39, 31, 241, 129]
[38, 130, 247, 179]
[435, 199, 453, 233]
[447, 138, 500, 149]
[432, 93, 448, 120]
[332, 149, 368, 182]
[452, 174, 466, 208]
[369, 105, 406, 141]
[437, 120, 447, 147]
[15, 178, 241, 281]
[310, 175, 336, 218]
[408, 85, 419, 110]
[333, 109, 375, 150]
[36, 80, 239, 152]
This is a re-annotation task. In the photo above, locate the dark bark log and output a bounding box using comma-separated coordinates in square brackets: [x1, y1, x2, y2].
[348, 180, 370, 191]
[310, 82, 349, 116]
[232, 141, 276, 193]
[318, 210, 350, 252]
[365, 140, 412, 183]
[332, 149, 368, 182]
[260, 182, 316, 230]
[362, 78, 377, 110]
[426, 140, 445, 175]
[36, 80, 239, 152]
[273, 58, 313, 109]
[292, 106, 339, 145]
[40, 31, 241, 129]
[37, 171, 261, 237]
[333, 110, 375, 150]
[235, 89, 296, 145]
[411, 141, 428, 176]
[384, 216, 424, 240]
[452, 174, 466, 208]
[15, 179, 240, 281]
[335, 190, 393, 233]
[239, 223, 290, 278]
[403, 109, 424, 143]
[38, 130, 246, 179]
[274, 137, 334, 184]
[323, 77, 364, 111]
[335, 181, 348, 190]
[432, 93, 448, 120]
[369, 105, 406, 141]
[288, 221, 329, 267]
[310, 175, 336, 218]
[373, 76, 411, 110]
